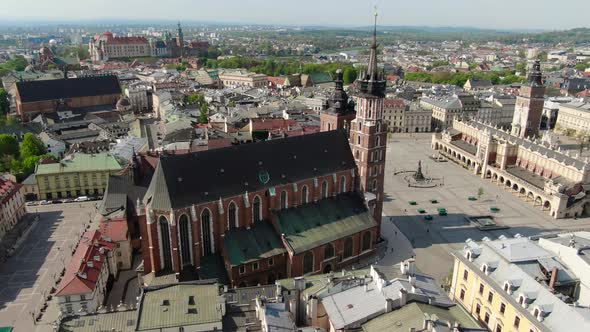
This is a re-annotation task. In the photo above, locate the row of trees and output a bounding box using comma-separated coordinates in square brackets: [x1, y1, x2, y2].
[0, 133, 55, 181]
[405, 70, 526, 87]
[202, 57, 359, 84]
[0, 55, 28, 77]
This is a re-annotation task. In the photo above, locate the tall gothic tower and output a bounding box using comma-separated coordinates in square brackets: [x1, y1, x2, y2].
[511, 60, 545, 138]
[320, 12, 387, 237]
[177, 22, 184, 58]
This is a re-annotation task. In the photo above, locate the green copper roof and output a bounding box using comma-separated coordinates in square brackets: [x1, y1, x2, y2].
[274, 193, 376, 254]
[58, 311, 135, 332]
[136, 283, 223, 331]
[224, 221, 286, 267]
[36, 153, 123, 175]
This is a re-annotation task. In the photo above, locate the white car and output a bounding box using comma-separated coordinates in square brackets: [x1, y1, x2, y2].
[74, 196, 90, 202]
[26, 201, 39, 206]
[39, 200, 52, 205]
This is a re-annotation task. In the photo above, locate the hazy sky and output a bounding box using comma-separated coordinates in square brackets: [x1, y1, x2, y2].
[1, 0, 587, 30]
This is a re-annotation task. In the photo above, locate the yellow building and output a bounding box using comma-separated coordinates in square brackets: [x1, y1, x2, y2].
[449, 236, 590, 332]
[35, 153, 124, 200]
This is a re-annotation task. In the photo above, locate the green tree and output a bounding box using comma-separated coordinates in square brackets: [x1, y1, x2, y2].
[0, 88, 9, 115]
[20, 133, 46, 159]
[199, 103, 209, 124]
[477, 187, 485, 200]
[0, 134, 19, 157]
[342, 67, 357, 84]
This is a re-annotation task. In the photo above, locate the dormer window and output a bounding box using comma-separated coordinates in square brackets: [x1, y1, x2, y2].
[503, 283, 510, 293]
[466, 251, 471, 260]
[519, 296, 525, 305]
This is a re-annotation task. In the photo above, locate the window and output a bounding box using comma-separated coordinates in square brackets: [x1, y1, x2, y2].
[533, 308, 540, 318]
[484, 312, 490, 324]
[357, 136, 361, 145]
[475, 303, 481, 316]
[514, 316, 520, 328]
[488, 291, 494, 303]
[500, 302, 506, 315]
[343, 237, 353, 259]
[268, 258, 274, 266]
[340, 176, 346, 193]
[503, 283, 509, 292]
[239, 266, 245, 274]
[362, 232, 371, 251]
[479, 283, 484, 295]
[280, 190, 288, 209]
[324, 243, 335, 259]
[303, 252, 314, 274]
[65, 296, 71, 303]
[321, 181, 328, 198]
[65, 304, 73, 313]
[228, 201, 238, 229]
[252, 196, 262, 223]
[301, 185, 309, 204]
[252, 262, 259, 270]
[518, 295, 524, 305]
[463, 270, 469, 281]
[495, 325, 502, 332]
[460, 289, 465, 300]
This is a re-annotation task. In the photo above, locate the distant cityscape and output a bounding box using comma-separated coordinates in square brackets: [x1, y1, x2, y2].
[0, 10, 589, 332]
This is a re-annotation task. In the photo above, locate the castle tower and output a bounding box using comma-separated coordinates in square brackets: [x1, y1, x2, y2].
[511, 60, 545, 138]
[349, 12, 387, 237]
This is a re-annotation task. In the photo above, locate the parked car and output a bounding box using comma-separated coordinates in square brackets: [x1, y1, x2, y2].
[74, 196, 90, 202]
[26, 201, 39, 206]
[62, 198, 75, 203]
[51, 200, 62, 204]
[39, 200, 52, 205]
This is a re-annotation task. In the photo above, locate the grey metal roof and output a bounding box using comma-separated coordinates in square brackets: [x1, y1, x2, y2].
[457, 237, 590, 332]
[143, 130, 355, 210]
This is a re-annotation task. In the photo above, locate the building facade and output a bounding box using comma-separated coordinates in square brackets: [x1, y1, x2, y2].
[0, 177, 26, 241]
[89, 31, 150, 61]
[218, 69, 268, 89]
[450, 236, 590, 332]
[432, 119, 590, 219]
[35, 153, 123, 200]
[404, 102, 432, 133]
[383, 98, 406, 132]
[555, 101, 590, 136]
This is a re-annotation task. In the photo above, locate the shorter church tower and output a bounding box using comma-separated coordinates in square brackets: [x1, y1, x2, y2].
[511, 60, 545, 138]
[320, 69, 356, 134]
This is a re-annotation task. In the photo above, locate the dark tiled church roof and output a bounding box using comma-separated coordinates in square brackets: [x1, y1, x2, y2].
[16, 75, 121, 103]
[144, 130, 355, 210]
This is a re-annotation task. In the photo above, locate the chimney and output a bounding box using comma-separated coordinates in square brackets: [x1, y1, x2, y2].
[294, 277, 305, 291]
[382, 298, 393, 313]
[549, 267, 559, 291]
[399, 289, 407, 306]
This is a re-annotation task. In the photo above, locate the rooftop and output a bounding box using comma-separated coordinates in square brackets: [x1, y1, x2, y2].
[274, 193, 376, 254]
[16, 75, 121, 103]
[223, 221, 286, 267]
[36, 153, 123, 176]
[136, 282, 223, 331]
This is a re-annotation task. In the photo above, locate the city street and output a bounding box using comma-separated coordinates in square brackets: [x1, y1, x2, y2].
[0, 202, 98, 332]
[381, 133, 590, 282]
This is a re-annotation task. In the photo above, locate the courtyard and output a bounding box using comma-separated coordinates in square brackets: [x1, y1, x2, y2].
[381, 133, 590, 282]
[0, 202, 98, 332]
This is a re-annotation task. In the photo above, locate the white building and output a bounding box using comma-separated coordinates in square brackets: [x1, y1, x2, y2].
[38, 132, 66, 158]
[125, 83, 151, 113]
[556, 101, 590, 136]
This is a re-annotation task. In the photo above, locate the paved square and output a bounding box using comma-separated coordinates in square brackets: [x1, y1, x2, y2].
[382, 134, 590, 282]
[0, 202, 98, 332]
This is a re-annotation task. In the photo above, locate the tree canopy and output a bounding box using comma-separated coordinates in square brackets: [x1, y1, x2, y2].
[20, 133, 47, 160]
[0, 134, 19, 157]
[0, 88, 9, 115]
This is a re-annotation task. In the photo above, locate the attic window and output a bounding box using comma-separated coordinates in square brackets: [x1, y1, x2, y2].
[161, 299, 170, 306]
[188, 296, 195, 305]
[220, 168, 224, 173]
[178, 177, 182, 182]
[187, 308, 197, 314]
[293, 155, 297, 159]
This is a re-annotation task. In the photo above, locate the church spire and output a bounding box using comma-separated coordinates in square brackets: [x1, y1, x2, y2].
[367, 10, 379, 81]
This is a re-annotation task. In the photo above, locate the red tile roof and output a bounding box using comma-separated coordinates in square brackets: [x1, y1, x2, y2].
[383, 99, 406, 109]
[0, 178, 22, 204]
[99, 218, 129, 243]
[55, 230, 115, 296]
